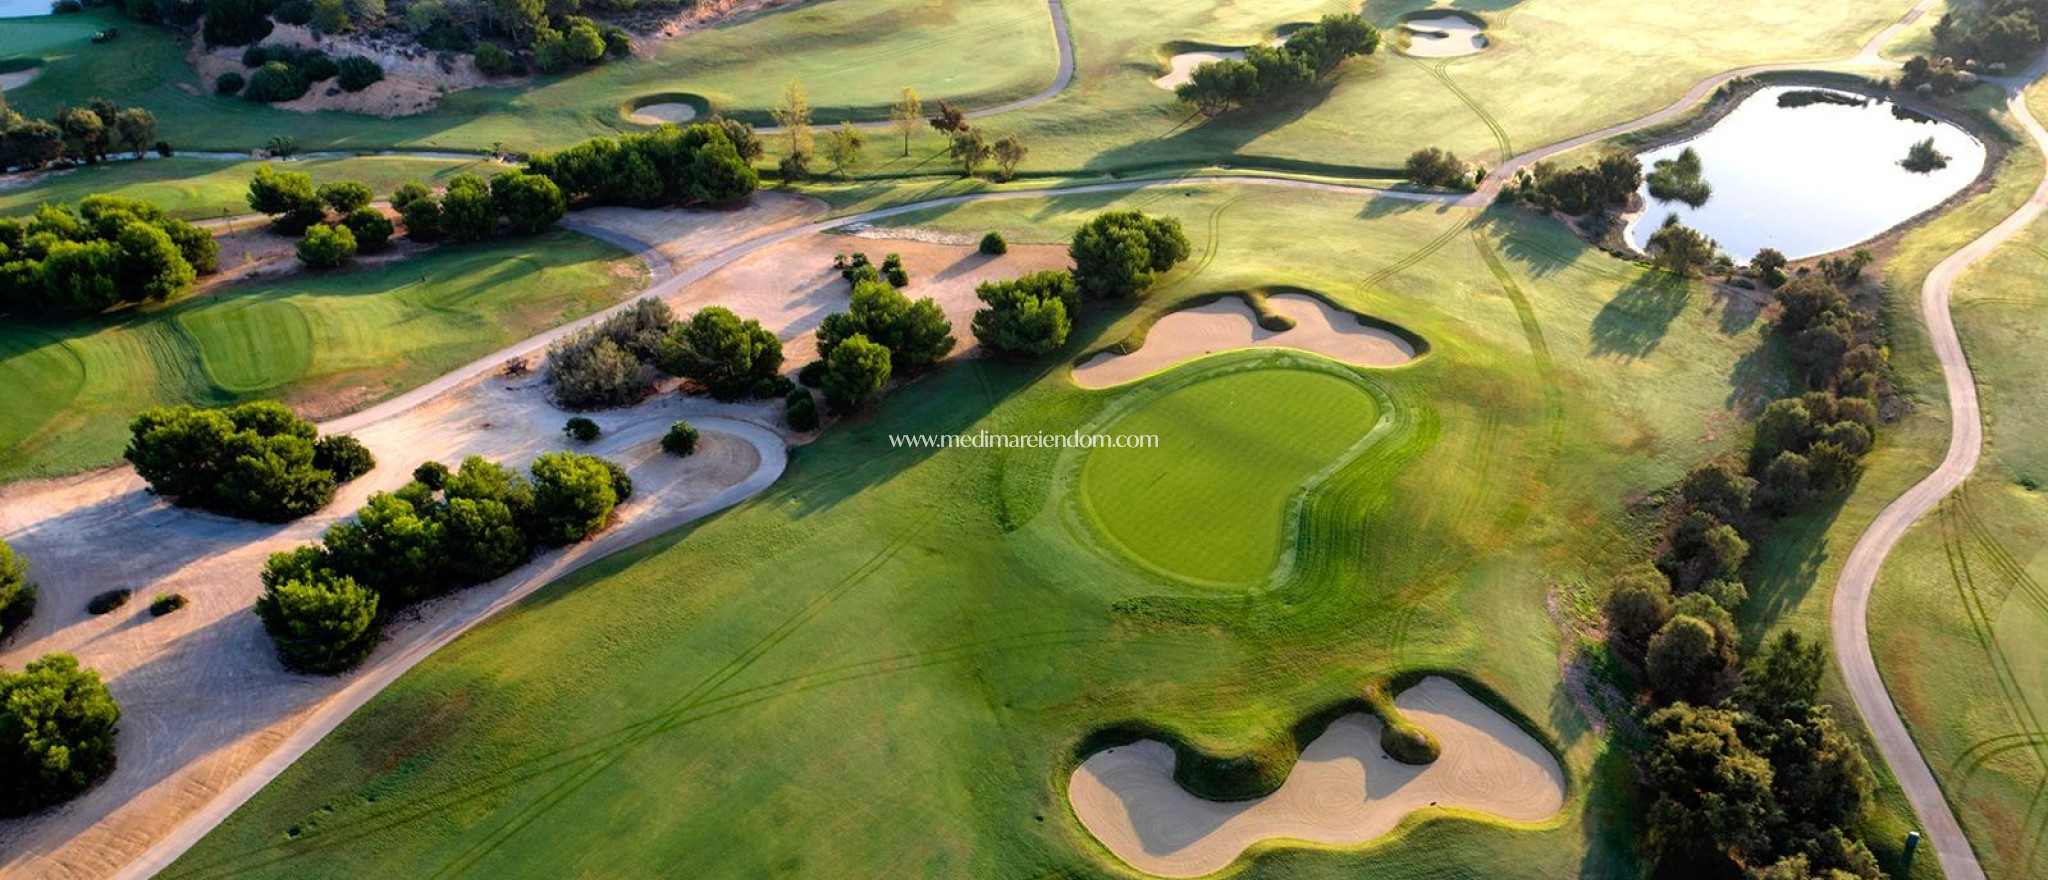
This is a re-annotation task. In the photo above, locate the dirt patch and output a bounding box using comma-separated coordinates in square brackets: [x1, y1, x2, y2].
[188, 23, 497, 118]
[1068, 677, 1565, 877]
[1072, 293, 1416, 389]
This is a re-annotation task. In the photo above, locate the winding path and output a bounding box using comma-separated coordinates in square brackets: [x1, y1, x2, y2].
[0, 1, 2019, 876]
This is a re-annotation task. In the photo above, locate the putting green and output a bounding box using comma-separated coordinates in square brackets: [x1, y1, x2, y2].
[178, 299, 316, 393]
[1078, 363, 1383, 586]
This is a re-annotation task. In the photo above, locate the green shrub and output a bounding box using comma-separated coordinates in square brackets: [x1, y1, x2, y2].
[821, 333, 891, 412]
[816, 279, 955, 372]
[1069, 210, 1191, 299]
[0, 539, 34, 639]
[296, 223, 357, 267]
[301, 53, 339, 82]
[399, 196, 444, 242]
[785, 391, 820, 431]
[979, 231, 1007, 255]
[545, 300, 674, 409]
[86, 589, 131, 615]
[148, 593, 187, 616]
[317, 179, 374, 213]
[244, 61, 309, 103]
[254, 570, 380, 674]
[341, 207, 393, 252]
[240, 44, 269, 67]
[797, 359, 826, 388]
[0, 654, 120, 816]
[474, 43, 518, 77]
[125, 401, 364, 522]
[312, 434, 376, 481]
[528, 451, 620, 545]
[272, 0, 312, 24]
[971, 270, 1076, 357]
[751, 375, 794, 399]
[412, 460, 450, 489]
[215, 71, 246, 95]
[661, 421, 699, 456]
[564, 416, 601, 442]
[659, 306, 784, 400]
[336, 55, 383, 92]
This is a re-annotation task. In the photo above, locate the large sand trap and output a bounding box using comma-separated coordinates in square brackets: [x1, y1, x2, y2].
[0, 65, 39, 91]
[1069, 677, 1565, 877]
[1152, 50, 1244, 90]
[629, 102, 699, 125]
[1400, 15, 1488, 58]
[1072, 293, 1416, 389]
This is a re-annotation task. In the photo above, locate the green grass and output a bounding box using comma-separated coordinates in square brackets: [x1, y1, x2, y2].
[0, 156, 510, 220]
[1077, 362, 1386, 586]
[0, 231, 644, 481]
[168, 184, 1793, 879]
[1855, 82, 2048, 879]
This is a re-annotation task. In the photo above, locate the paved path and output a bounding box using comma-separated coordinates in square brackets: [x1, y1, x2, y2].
[1828, 56, 2048, 880]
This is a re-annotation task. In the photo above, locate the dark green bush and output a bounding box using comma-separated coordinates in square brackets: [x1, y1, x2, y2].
[661, 421, 699, 456]
[312, 434, 375, 482]
[272, 0, 312, 24]
[243, 61, 309, 103]
[659, 306, 784, 400]
[296, 223, 357, 267]
[797, 359, 826, 388]
[979, 231, 1007, 255]
[336, 55, 383, 92]
[564, 416, 601, 442]
[148, 593, 187, 616]
[125, 401, 364, 522]
[528, 451, 621, 545]
[545, 300, 674, 410]
[474, 43, 518, 77]
[215, 71, 246, 95]
[86, 589, 131, 615]
[301, 53, 339, 82]
[751, 375, 794, 399]
[412, 460, 450, 489]
[254, 569, 379, 674]
[341, 206, 393, 252]
[240, 44, 268, 67]
[785, 391, 820, 431]
[0, 539, 34, 639]
[1069, 210, 1191, 299]
[0, 654, 120, 816]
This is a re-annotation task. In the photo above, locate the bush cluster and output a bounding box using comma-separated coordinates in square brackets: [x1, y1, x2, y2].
[0, 195, 217, 314]
[1403, 146, 1471, 190]
[525, 123, 758, 209]
[978, 231, 1007, 255]
[0, 539, 34, 640]
[1173, 14, 1381, 115]
[0, 654, 121, 816]
[1645, 146, 1711, 207]
[1510, 154, 1641, 217]
[1597, 271, 1892, 878]
[564, 416, 601, 442]
[87, 589, 132, 615]
[125, 401, 373, 522]
[659, 305, 785, 400]
[257, 452, 631, 672]
[149, 593, 188, 616]
[661, 421, 698, 456]
[545, 299, 675, 409]
[971, 270, 1077, 357]
[1932, 1, 2048, 66]
[2, 98, 157, 171]
[817, 277, 954, 374]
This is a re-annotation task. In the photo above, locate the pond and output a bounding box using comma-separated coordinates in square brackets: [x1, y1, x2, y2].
[1624, 85, 1986, 262]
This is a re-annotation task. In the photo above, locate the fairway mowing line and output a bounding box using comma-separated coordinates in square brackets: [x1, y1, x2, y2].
[1938, 496, 2048, 792]
[159, 631, 1106, 880]
[1362, 211, 1473, 290]
[1953, 489, 2048, 866]
[1412, 57, 1513, 161]
[1175, 194, 1244, 287]
[419, 509, 946, 880]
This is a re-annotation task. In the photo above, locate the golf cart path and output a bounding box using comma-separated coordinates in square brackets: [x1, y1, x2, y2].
[1828, 56, 2048, 880]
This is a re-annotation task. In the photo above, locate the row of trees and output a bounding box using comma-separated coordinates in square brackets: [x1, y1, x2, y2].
[1931, 0, 2048, 66]
[0, 96, 157, 171]
[1172, 14, 1382, 115]
[0, 195, 218, 314]
[247, 166, 566, 266]
[221, 44, 383, 103]
[125, 401, 374, 522]
[1403, 146, 1475, 190]
[1602, 271, 1892, 878]
[255, 451, 631, 672]
[525, 121, 759, 209]
[769, 81, 1028, 182]
[1507, 153, 1643, 217]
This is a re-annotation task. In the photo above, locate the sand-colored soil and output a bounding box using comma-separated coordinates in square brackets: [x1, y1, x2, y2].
[1069, 677, 1565, 877]
[1072, 293, 1416, 389]
[674, 231, 1072, 366]
[188, 23, 497, 118]
[1152, 50, 1244, 90]
[628, 102, 699, 124]
[0, 65, 40, 91]
[1400, 15, 1489, 58]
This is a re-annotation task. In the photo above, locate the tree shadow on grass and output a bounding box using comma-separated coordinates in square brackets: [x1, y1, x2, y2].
[1587, 270, 1691, 361]
[1082, 79, 1353, 179]
[1738, 494, 1851, 650]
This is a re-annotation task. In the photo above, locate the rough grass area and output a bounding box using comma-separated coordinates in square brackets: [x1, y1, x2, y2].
[0, 157, 509, 220]
[169, 185, 1796, 879]
[0, 231, 644, 482]
[1077, 363, 1384, 586]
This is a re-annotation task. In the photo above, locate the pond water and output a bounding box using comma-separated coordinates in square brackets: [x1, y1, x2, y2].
[1624, 85, 1986, 261]
[0, 0, 53, 17]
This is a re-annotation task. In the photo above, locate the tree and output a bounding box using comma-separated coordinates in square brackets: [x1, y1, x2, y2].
[440, 496, 530, 582]
[311, 0, 349, 32]
[1679, 459, 1754, 524]
[660, 306, 785, 400]
[490, 0, 544, 43]
[254, 570, 380, 674]
[785, 390, 820, 431]
[770, 78, 813, 156]
[113, 108, 156, 157]
[0, 654, 120, 816]
[342, 206, 393, 252]
[312, 434, 375, 482]
[1602, 565, 1673, 655]
[1175, 58, 1260, 115]
[564, 416, 601, 442]
[323, 491, 445, 601]
[0, 538, 35, 639]
[1736, 631, 1827, 719]
[1647, 614, 1733, 704]
[125, 402, 359, 522]
[244, 61, 311, 103]
[441, 174, 497, 242]
[662, 421, 699, 456]
[980, 231, 1007, 255]
[1647, 214, 1717, 275]
[890, 87, 922, 156]
[1642, 703, 1776, 868]
[1069, 210, 1192, 299]
[992, 133, 1028, 181]
[528, 451, 620, 545]
[297, 223, 358, 267]
[115, 222, 195, 301]
[56, 106, 108, 164]
[1751, 247, 1789, 288]
[248, 164, 323, 233]
[929, 101, 968, 136]
[949, 130, 992, 178]
[37, 241, 123, 312]
[816, 279, 956, 371]
[821, 333, 891, 412]
[400, 195, 445, 242]
[823, 122, 866, 178]
[972, 270, 1076, 357]
[564, 21, 605, 64]
[203, 0, 273, 45]
[491, 171, 566, 235]
[1659, 511, 1749, 593]
[1405, 147, 1467, 189]
[317, 180, 374, 214]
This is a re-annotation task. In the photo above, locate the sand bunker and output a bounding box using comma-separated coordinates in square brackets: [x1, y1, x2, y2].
[629, 102, 699, 125]
[1069, 677, 1565, 877]
[1072, 293, 1415, 389]
[1400, 14, 1488, 58]
[1152, 50, 1244, 90]
[0, 65, 40, 91]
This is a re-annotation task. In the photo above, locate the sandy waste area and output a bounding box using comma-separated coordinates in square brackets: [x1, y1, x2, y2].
[1072, 293, 1415, 388]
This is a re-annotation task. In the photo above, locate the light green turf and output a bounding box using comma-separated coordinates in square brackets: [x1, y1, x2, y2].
[0, 231, 644, 481]
[0, 156, 510, 220]
[168, 185, 1807, 879]
[1078, 364, 1383, 586]
[1858, 85, 2048, 880]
